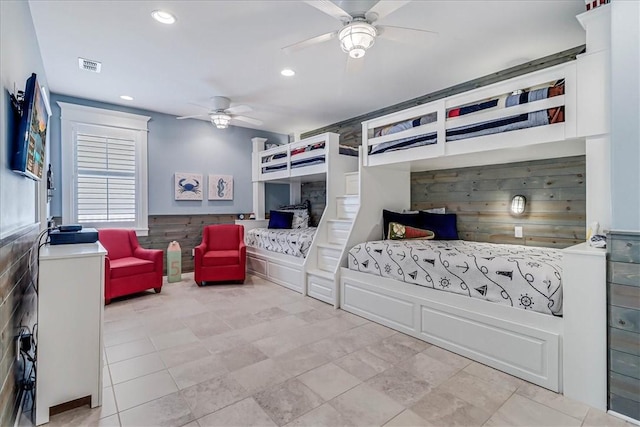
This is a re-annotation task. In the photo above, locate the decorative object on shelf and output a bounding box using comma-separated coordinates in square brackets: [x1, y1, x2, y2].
[46, 163, 55, 203]
[511, 195, 527, 215]
[238, 214, 245, 220]
[174, 172, 203, 200]
[208, 174, 233, 200]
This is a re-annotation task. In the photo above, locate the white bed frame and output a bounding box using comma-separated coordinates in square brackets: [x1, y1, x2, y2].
[337, 6, 611, 403]
[247, 133, 358, 296]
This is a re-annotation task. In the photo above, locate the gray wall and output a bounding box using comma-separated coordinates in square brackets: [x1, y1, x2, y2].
[48, 94, 288, 216]
[0, 1, 47, 425]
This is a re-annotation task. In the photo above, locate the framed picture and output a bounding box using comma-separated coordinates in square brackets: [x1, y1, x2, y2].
[208, 174, 233, 200]
[174, 173, 203, 200]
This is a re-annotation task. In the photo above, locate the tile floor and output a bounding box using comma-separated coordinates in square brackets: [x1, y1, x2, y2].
[46, 273, 634, 427]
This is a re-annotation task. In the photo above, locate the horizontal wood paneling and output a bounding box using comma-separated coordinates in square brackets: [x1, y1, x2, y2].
[609, 328, 640, 356]
[302, 46, 584, 146]
[301, 181, 326, 227]
[609, 372, 640, 403]
[609, 393, 640, 421]
[610, 350, 640, 380]
[411, 156, 586, 248]
[609, 306, 640, 334]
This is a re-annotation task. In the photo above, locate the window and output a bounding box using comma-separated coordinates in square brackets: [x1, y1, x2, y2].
[60, 103, 150, 235]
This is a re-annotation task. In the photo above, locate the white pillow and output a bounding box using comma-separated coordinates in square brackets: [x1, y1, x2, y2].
[423, 207, 446, 214]
[278, 209, 309, 229]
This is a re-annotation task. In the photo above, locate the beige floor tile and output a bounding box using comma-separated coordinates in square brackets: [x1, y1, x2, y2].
[104, 317, 144, 335]
[101, 386, 118, 418]
[295, 308, 335, 323]
[181, 311, 233, 339]
[516, 382, 590, 421]
[106, 337, 156, 364]
[200, 330, 249, 354]
[273, 346, 331, 377]
[229, 358, 293, 394]
[119, 391, 194, 427]
[150, 328, 200, 351]
[159, 341, 212, 368]
[333, 310, 370, 326]
[253, 333, 305, 358]
[218, 343, 268, 372]
[142, 316, 187, 336]
[254, 378, 324, 425]
[422, 345, 472, 371]
[463, 362, 525, 392]
[397, 352, 459, 387]
[285, 403, 354, 427]
[329, 383, 404, 427]
[366, 367, 433, 407]
[254, 306, 290, 321]
[335, 348, 393, 381]
[113, 370, 178, 411]
[298, 362, 361, 401]
[223, 312, 264, 330]
[410, 389, 492, 427]
[486, 393, 582, 426]
[582, 408, 632, 426]
[359, 322, 398, 338]
[383, 409, 431, 427]
[365, 335, 425, 365]
[169, 354, 228, 389]
[103, 365, 112, 388]
[197, 397, 277, 427]
[109, 352, 166, 384]
[438, 371, 514, 413]
[98, 414, 121, 426]
[181, 374, 248, 419]
[104, 326, 148, 348]
[281, 301, 317, 315]
[235, 315, 310, 342]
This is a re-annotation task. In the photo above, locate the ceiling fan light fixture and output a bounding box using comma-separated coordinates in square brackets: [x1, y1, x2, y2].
[339, 21, 376, 59]
[151, 10, 176, 25]
[210, 113, 231, 129]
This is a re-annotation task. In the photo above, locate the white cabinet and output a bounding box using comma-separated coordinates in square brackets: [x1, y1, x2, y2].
[36, 242, 107, 425]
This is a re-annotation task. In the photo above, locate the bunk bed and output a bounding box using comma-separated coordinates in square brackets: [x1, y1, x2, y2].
[247, 133, 359, 294]
[338, 6, 612, 400]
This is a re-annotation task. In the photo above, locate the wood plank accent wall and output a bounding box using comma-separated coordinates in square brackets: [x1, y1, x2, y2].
[410, 155, 586, 248]
[0, 224, 39, 426]
[301, 46, 584, 146]
[301, 181, 327, 227]
[607, 231, 640, 421]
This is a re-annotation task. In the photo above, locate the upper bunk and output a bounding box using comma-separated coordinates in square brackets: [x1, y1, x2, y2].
[252, 132, 359, 183]
[361, 58, 608, 172]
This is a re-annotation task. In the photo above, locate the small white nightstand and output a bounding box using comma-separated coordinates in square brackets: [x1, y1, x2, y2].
[235, 219, 269, 233]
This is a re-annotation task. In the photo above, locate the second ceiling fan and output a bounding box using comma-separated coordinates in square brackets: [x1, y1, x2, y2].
[283, 0, 437, 59]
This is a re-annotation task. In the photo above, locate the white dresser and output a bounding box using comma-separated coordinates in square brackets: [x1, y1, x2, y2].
[36, 242, 106, 425]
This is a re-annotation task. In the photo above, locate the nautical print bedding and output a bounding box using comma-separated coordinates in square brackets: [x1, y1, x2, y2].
[348, 240, 563, 316]
[246, 227, 317, 258]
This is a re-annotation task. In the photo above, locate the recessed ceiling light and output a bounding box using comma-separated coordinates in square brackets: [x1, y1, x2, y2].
[151, 10, 176, 24]
[120, 95, 134, 101]
[281, 68, 296, 77]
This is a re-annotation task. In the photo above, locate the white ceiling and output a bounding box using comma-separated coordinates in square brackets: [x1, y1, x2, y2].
[28, 0, 586, 136]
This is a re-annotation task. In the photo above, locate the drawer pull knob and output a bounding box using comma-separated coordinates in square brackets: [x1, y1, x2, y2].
[618, 319, 626, 325]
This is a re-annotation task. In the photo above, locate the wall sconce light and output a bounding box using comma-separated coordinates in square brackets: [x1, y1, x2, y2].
[511, 195, 526, 215]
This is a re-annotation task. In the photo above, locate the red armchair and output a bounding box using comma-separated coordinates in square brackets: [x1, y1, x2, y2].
[98, 229, 163, 304]
[194, 224, 246, 286]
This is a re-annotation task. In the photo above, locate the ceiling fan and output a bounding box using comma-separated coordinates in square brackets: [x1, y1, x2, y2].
[283, 0, 437, 59]
[176, 96, 263, 129]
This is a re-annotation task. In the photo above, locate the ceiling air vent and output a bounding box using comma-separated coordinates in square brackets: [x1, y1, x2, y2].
[78, 57, 102, 73]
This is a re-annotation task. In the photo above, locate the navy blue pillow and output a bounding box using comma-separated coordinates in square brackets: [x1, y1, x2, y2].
[420, 212, 459, 240]
[268, 210, 294, 229]
[382, 209, 422, 239]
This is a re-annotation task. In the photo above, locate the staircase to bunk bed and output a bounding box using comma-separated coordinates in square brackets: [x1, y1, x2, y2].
[305, 171, 359, 307]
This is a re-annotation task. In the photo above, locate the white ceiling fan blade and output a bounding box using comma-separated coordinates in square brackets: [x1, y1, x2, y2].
[282, 30, 338, 54]
[232, 115, 263, 126]
[226, 104, 252, 115]
[376, 25, 438, 43]
[176, 114, 209, 120]
[304, 0, 352, 22]
[365, 0, 411, 22]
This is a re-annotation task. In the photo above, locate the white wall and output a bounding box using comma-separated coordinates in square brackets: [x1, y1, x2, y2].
[0, 1, 49, 238]
[610, 0, 640, 231]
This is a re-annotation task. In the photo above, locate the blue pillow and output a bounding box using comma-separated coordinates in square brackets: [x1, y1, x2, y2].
[420, 212, 458, 240]
[268, 210, 294, 229]
[382, 209, 422, 239]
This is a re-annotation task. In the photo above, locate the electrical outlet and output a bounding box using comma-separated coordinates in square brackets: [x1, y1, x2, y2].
[515, 226, 523, 238]
[191, 248, 195, 257]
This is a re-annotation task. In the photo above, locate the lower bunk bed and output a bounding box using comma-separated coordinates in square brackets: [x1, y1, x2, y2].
[339, 239, 563, 392]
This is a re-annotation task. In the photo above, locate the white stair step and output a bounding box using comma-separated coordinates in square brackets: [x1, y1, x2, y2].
[307, 268, 334, 280]
[336, 195, 359, 220]
[327, 220, 352, 245]
[344, 172, 359, 196]
[317, 244, 342, 271]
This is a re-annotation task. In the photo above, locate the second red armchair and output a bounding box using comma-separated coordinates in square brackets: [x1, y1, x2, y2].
[194, 224, 246, 286]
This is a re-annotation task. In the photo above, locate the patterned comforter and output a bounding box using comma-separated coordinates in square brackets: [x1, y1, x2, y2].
[347, 240, 563, 316]
[246, 227, 316, 258]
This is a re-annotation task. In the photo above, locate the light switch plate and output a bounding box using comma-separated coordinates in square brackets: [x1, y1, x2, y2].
[515, 226, 523, 238]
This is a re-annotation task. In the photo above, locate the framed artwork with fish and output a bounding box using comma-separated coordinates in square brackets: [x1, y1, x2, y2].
[174, 172, 203, 200]
[208, 174, 233, 200]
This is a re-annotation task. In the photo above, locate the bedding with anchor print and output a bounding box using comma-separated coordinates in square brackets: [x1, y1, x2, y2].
[347, 239, 563, 316]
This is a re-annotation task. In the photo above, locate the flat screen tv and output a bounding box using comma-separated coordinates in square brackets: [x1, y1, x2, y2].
[12, 73, 50, 181]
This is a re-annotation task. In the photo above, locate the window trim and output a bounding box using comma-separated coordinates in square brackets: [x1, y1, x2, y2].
[59, 102, 150, 236]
